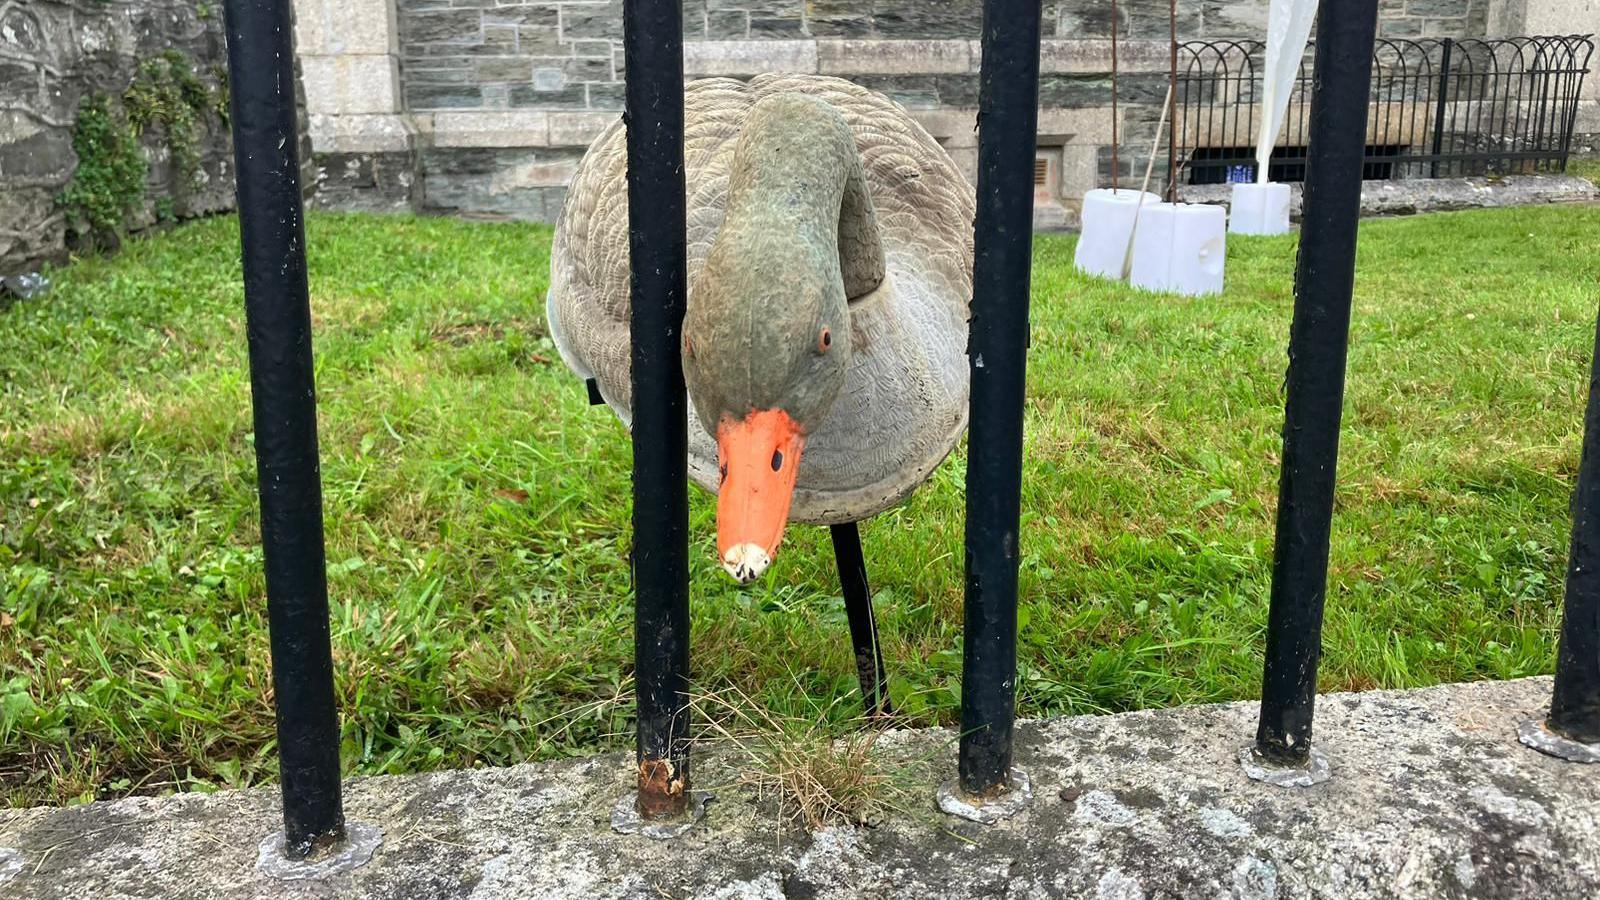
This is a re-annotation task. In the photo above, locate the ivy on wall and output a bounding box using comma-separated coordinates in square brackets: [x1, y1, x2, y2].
[58, 50, 230, 247]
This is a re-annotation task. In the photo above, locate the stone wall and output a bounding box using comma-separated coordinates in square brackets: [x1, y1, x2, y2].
[293, 0, 1595, 226]
[0, 0, 239, 277]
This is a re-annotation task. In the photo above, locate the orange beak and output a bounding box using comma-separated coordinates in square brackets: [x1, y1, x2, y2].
[716, 409, 805, 583]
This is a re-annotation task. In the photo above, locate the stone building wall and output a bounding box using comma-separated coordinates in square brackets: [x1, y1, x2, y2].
[0, 0, 239, 277]
[305, 0, 1581, 227]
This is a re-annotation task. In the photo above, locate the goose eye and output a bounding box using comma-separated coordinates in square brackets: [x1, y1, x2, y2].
[818, 328, 832, 353]
[771, 450, 784, 471]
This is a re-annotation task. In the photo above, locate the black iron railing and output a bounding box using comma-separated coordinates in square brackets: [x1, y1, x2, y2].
[1178, 34, 1594, 185]
[216, 0, 1600, 861]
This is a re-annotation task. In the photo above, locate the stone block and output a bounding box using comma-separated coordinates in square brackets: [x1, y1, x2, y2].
[748, 16, 808, 38]
[933, 73, 979, 107]
[429, 110, 549, 146]
[1198, 0, 1269, 39]
[869, 0, 983, 40]
[0, 112, 73, 182]
[405, 62, 475, 84]
[854, 74, 942, 109]
[308, 112, 419, 154]
[547, 110, 618, 146]
[682, 39, 817, 76]
[509, 83, 589, 108]
[587, 82, 625, 110]
[311, 150, 417, 212]
[517, 25, 568, 55]
[807, 16, 875, 38]
[1059, 0, 1197, 40]
[817, 39, 970, 75]
[911, 108, 978, 145]
[1407, 0, 1471, 16]
[532, 66, 565, 91]
[1059, 141, 1102, 199]
[559, 0, 623, 40]
[399, 9, 482, 46]
[705, 10, 749, 39]
[474, 56, 532, 83]
[571, 39, 614, 57]
[301, 54, 402, 115]
[1381, 17, 1425, 36]
[293, 0, 399, 57]
[0, 60, 40, 108]
[490, 152, 579, 190]
[481, 4, 559, 27]
[1032, 39, 1171, 75]
[406, 82, 485, 108]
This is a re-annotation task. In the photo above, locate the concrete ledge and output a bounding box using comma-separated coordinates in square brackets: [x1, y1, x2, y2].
[1180, 174, 1600, 220]
[4, 678, 1598, 898]
[684, 40, 818, 76]
[307, 113, 418, 155]
[683, 39, 1172, 77]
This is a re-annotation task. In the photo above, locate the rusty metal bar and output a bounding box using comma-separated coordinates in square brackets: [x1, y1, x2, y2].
[624, 0, 692, 819]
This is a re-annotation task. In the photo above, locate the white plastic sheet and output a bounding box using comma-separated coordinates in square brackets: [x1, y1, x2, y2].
[1257, 0, 1319, 183]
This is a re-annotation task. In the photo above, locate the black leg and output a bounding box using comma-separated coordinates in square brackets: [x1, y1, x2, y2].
[831, 522, 892, 719]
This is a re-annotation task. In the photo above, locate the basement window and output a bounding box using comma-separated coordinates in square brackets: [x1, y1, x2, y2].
[1033, 149, 1060, 205]
[1186, 145, 1409, 185]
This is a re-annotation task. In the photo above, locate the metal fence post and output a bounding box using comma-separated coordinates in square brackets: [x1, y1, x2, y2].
[623, 0, 693, 820]
[1249, 0, 1381, 779]
[1530, 317, 1600, 753]
[1430, 38, 1453, 179]
[221, 0, 345, 858]
[957, 0, 1042, 803]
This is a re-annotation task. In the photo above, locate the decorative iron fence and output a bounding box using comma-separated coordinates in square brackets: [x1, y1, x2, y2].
[212, 0, 1600, 867]
[1177, 35, 1595, 185]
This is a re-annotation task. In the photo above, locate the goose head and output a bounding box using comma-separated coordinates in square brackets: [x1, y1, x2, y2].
[681, 93, 884, 584]
[683, 234, 852, 584]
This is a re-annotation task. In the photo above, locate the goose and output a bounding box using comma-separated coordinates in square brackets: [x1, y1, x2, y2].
[548, 74, 974, 585]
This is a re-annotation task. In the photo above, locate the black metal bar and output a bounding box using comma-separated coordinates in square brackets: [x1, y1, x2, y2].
[1166, 0, 1179, 200]
[1547, 313, 1600, 744]
[1253, 0, 1381, 767]
[623, 0, 692, 820]
[830, 523, 891, 719]
[959, 0, 1041, 798]
[1430, 39, 1452, 179]
[220, 0, 344, 859]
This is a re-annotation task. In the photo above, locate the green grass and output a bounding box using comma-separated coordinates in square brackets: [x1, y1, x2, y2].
[3, 204, 1597, 806]
[1570, 156, 1600, 186]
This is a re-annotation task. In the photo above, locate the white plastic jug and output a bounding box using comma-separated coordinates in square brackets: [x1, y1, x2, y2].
[1074, 188, 1163, 281]
[1229, 182, 1292, 235]
[1129, 202, 1227, 296]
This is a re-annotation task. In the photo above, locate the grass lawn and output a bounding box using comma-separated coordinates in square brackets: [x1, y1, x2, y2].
[3, 203, 1598, 807]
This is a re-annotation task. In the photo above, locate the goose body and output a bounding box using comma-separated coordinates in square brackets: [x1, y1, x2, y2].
[548, 74, 974, 578]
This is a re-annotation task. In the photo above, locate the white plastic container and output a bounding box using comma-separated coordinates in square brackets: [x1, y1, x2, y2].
[1229, 182, 1292, 236]
[1129, 202, 1227, 296]
[1073, 188, 1163, 281]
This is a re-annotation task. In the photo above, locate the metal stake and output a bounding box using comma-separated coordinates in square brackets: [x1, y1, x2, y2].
[221, 0, 345, 859]
[958, 0, 1042, 800]
[1252, 0, 1382, 771]
[623, 0, 693, 820]
[831, 523, 891, 718]
[1546, 311, 1600, 746]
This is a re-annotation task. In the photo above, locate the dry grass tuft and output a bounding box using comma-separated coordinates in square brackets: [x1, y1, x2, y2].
[691, 681, 917, 831]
